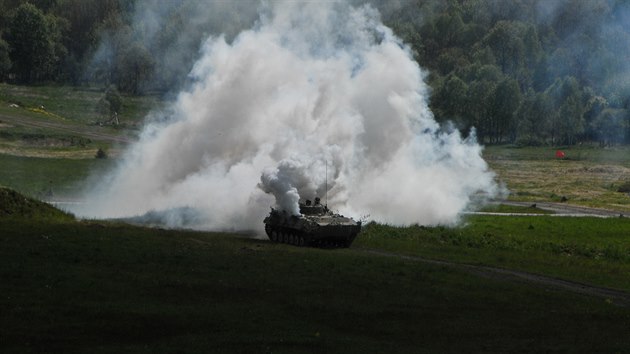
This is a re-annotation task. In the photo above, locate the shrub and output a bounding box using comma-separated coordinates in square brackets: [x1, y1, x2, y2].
[617, 181, 630, 193]
[95, 148, 107, 159]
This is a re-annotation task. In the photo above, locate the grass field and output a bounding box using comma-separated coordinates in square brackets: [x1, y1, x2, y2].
[2, 215, 630, 353]
[0, 123, 107, 158]
[0, 84, 147, 198]
[356, 216, 630, 292]
[0, 153, 111, 198]
[0, 83, 160, 126]
[484, 145, 630, 211]
[0, 83, 160, 160]
[3, 85, 630, 352]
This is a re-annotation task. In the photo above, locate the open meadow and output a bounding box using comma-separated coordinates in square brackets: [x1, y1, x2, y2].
[485, 145, 630, 211]
[2, 84, 630, 352]
[2, 192, 630, 353]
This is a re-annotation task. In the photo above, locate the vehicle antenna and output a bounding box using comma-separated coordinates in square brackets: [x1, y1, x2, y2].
[325, 160, 328, 207]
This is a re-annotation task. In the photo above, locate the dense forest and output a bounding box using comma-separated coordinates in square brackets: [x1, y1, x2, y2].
[1, 0, 630, 146]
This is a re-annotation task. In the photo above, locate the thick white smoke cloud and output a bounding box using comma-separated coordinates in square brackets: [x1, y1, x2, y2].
[72, 2, 500, 230]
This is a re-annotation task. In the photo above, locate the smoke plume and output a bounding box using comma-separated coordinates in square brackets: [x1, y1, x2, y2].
[72, 2, 500, 230]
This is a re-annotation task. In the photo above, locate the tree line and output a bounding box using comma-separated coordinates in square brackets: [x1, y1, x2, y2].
[381, 0, 630, 146]
[1, 0, 630, 146]
[0, 0, 255, 93]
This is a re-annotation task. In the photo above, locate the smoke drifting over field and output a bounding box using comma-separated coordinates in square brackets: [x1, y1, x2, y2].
[74, 2, 500, 230]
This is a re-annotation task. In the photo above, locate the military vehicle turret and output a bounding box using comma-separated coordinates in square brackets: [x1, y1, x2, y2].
[264, 198, 361, 248]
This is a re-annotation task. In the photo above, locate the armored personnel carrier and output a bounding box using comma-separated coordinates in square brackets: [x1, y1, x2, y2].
[264, 198, 361, 248]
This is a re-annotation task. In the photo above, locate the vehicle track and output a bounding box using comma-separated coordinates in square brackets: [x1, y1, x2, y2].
[498, 200, 628, 217]
[0, 112, 133, 144]
[141, 224, 630, 306]
[355, 247, 630, 307]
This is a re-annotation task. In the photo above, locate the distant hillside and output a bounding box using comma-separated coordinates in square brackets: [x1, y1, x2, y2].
[0, 187, 74, 221]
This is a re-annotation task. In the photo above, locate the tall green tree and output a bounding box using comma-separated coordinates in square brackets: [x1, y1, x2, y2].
[52, 0, 120, 60]
[516, 91, 552, 145]
[546, 77, 585, 145]
[466, 79, 497, 143]
[0, 38, 11, 80]
[436, 74, 468, 121]
[116, 43, 154, 95]
[591, 108, 627, 146]
[460, 64, 503, 143]
[491, 78, 522, 143]
[481, 21, 525, 76]
[5, 3, 65, 82]
[434, 12, 464, 48]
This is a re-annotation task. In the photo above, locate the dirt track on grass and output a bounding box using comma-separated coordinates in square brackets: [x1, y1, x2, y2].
[356, 248, 630, 307]
[499, 200, 629, 217]
[0, 112, 133, 144]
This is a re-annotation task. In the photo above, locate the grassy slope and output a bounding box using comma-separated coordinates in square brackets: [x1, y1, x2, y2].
[2, 217, 630, 353]
[356, 216, 630, 292]
[2, 85, 630, 351]
[0, 188, 629, 352]
[0, 153, 111, 198]
[0, 187, 74, 221]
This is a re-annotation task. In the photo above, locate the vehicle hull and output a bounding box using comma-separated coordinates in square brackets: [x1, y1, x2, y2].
[263, 207, 361, 248]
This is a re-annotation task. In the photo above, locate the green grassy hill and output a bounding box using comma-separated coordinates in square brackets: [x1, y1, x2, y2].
[0, 186, 73, 221]
[2, 85, 630, 352]
[1, 188, 630, 352]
